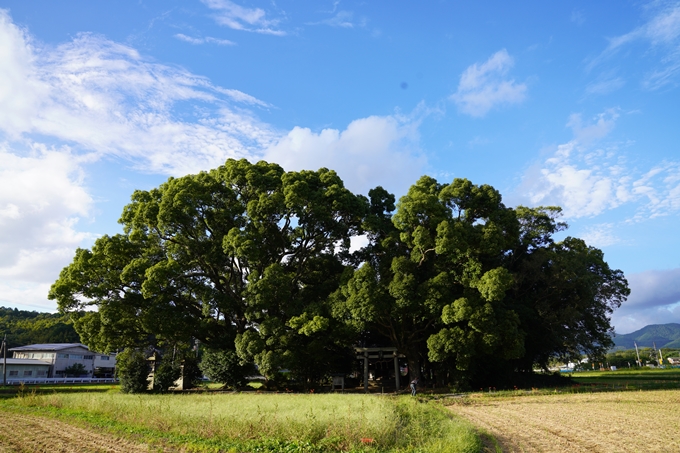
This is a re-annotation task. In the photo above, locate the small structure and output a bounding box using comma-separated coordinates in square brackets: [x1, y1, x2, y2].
[667, 357, 680, 366]
[355, 347, 404, 393]
[331, 374, 345, 391]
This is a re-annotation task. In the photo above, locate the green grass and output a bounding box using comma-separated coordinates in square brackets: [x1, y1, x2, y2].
[1, 391, 480, 453]
[0, 382, 120, 399]
[569, 367, 680, 391]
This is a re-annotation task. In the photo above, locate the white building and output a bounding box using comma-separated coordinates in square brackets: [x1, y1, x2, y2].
[9, 343, 116, 378]
[2, 358, 51, 380]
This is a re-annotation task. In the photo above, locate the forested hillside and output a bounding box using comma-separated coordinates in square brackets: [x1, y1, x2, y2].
[0, 307, 79, 349]
[612, 323, 680, 350]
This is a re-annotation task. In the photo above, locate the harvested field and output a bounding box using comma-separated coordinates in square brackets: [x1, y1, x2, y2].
[447, 389, 680, 452]
[0, 411, 176, 453]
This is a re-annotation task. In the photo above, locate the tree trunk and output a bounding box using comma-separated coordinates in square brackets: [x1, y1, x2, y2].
[405, 349, 421, 382]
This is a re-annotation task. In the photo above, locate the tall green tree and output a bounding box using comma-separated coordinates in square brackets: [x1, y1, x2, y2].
[50, 159, 367, 384]
[334, 177, 628, 387]
[335, 177, 523, 382]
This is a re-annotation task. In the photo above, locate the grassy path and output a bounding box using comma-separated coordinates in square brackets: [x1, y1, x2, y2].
[447, 390, 680, 452]
[0, 409, 177, 453]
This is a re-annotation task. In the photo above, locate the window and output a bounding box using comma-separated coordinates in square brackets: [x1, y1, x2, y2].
[9, 370, 18, 376]
[69, 354, 84, 360]
[23, 370, 32, 376]
[37, 370, 47, 376]
[58, 353, 68, 359]
[84, 355, 94, 360]
[100, 356, 110, 361]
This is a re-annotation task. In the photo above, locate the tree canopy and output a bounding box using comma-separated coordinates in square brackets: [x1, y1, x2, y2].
[50, 159, 629, 388]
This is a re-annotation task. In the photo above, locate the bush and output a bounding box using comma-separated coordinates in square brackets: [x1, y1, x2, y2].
[115, 348, 149, 393]
[200, 349, 254, 389]
[64, 363, 87, 377]
[153, 356, 181, 393]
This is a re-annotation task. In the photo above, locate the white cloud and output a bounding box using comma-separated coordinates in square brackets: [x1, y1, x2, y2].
[579, 223, 620, 248]
[585, 76, 625, 95]
[0, 10, 277, 176]
[201, 0, 286, 36]
[175, 33, 235, 46]
[0, 282, 55, 311]
[263, 114, 426, 196]
[516, 111, 622, 218]
[612, 267, 680, 333]
[631, 162, 680, 218]
[0, 10, 433, 312]
[591, 1, 680, 89]
[308, 11, 365, 28]
[517, 109, 680, 221]
[0, 144, 94, 310]
[520, 143, 626, 219]
[566, 110, 619, 144]
[451, 49, 527, 117]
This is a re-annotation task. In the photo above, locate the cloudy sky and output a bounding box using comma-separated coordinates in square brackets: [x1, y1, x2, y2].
[1, 1, 680, 334]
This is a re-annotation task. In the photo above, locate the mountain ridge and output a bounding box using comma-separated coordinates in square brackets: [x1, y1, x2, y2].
[612, 323, 680, 350]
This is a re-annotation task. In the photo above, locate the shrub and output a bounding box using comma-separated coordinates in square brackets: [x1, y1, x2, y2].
[115, 348, 149, 393]
[200, 349, 254, 389]
[153, 356, 181, 393]
[64, 363, 87, 377]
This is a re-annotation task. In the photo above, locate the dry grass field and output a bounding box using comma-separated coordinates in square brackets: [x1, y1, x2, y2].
[0, 411, 178, 453]
[447, 389, 680, 452]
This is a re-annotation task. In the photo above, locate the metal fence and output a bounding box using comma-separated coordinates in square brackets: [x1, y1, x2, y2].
[4, 377, 118, 385]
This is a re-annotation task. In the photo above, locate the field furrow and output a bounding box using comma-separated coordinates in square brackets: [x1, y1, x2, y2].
[448, 390, 680, 453]
[0, 411, 172, 453]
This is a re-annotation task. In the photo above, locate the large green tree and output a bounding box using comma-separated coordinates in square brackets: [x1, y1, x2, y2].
[335, 177, 524, 383]
[334, 177, 628, 387]
[50, 159, 367, 384]
[50, 162, 628, 388]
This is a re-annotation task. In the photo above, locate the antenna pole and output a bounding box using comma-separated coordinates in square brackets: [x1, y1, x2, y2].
[634, 341, 641, 367]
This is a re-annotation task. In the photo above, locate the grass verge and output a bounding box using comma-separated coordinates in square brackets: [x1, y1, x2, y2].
[0, 391, 480, 453]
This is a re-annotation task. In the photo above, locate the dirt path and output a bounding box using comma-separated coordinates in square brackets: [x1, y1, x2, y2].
[0, 411, 178, 453]
[447, 390, 680, 453]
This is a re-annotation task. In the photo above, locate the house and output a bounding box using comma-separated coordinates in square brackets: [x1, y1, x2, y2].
[667, 357, 680, 365]
[8, 343, 116, 378]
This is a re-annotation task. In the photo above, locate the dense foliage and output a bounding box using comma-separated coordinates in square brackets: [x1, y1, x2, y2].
[199, 348, 254, 389]
[0, 307, 79, 349]
[64, 363, 87, 377]
[115, 348, 149, 393]
[153, 356, 181, 393]
[50, 159, 629, 388]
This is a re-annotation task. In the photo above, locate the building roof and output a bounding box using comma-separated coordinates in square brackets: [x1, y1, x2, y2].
[2, 358, 51, 366]
[9, 343, 89, 352]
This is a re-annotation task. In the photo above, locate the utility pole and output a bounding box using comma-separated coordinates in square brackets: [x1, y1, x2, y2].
[2, 334, 6, 386]
[634, 341, 641, 367]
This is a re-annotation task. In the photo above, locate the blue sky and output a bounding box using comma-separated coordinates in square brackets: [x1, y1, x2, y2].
[1, 1, 679, 334]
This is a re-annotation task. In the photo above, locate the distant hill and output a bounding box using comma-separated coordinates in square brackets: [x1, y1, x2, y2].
[0, 306, 80, 349]
[612, 323, 680, 350]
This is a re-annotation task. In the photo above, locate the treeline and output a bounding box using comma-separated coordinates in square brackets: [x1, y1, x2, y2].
[0, 307, 79, 349]
[603, 348, 680, 369]
[49, 159, 629, 390]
